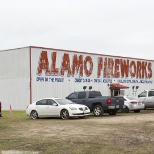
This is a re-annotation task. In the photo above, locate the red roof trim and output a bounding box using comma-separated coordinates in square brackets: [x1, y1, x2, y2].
[29, 46, 154, 62]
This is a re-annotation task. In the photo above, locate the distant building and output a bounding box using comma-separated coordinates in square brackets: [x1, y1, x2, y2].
[0, 46, 153, 110]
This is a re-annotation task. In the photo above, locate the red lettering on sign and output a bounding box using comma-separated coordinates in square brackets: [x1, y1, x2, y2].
[148, 62, 152, 78]
[141, 62, 147, 78]
[137, 61, 141, 78]
[103, 58, 107, 78]
[120, 59, 129, 78]
[51, 52, 59, 75]
[71, 55, 83, 77]
[97, 57, 103, 77]
[37, 51, 50, 75]
[114, 59, 120, 78]
[130, 61, 136, 78]
[37, 51, 153, 79]
[107, 58, 114, 78]
[60, 53, 71, 76]
[84, 56, 93, 77]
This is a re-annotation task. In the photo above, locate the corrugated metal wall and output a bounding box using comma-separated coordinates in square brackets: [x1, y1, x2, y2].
[0, 47, 30, 110]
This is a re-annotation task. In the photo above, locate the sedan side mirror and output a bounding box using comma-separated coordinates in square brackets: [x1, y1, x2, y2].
[53, 103, 58, 106]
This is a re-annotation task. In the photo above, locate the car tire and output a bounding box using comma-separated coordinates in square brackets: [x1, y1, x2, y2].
[30, 110, 38, 120]
[122, 106, 129, 113]
[93, 105, 103, 116]
[108, 110, 118, 115]
[134, 110, 140, 113]
[60, 109, 69, 120]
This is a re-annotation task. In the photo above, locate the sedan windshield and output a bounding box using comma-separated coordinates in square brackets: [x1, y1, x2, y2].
[55, 99, 75, 105]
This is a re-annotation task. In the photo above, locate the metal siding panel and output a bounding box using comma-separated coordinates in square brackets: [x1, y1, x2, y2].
[0, 48, 30, 110]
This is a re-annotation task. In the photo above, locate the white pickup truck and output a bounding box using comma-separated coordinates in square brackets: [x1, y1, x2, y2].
[138, 90, 154, 109]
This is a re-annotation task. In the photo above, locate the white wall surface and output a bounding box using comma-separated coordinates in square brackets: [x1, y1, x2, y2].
[31, 47, 154, 102]
[0, 47, 30, 110]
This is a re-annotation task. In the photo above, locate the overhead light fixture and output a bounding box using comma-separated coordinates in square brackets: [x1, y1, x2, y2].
[83, 86, 87, 91]
[89, 86, 92, 90]
[136, 86, 139, 89]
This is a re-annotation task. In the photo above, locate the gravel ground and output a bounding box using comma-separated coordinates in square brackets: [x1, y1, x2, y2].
[1, 109, 154, 154]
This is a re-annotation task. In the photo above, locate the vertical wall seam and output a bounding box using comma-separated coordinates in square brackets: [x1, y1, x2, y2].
[29, 46, 32, 104]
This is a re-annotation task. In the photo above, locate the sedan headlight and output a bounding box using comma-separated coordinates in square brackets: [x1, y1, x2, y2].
[69, 107, 77, 110]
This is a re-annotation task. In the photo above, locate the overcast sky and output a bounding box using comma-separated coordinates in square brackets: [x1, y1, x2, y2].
[0, 0, 154, 60]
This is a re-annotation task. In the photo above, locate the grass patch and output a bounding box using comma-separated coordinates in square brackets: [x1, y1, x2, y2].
[0, 110, 153, 154]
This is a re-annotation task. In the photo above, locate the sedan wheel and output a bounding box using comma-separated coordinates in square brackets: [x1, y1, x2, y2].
[122, 106, 129, 113]
[60, 109, 69, 120]
[93, 105, 103, 116]
[30, 110, 38, 120]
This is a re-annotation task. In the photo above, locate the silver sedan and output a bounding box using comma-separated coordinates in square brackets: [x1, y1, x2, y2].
[121, 96, 145, 113]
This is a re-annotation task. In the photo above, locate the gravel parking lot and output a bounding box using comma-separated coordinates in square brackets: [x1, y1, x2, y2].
[0, 109, 154, 154]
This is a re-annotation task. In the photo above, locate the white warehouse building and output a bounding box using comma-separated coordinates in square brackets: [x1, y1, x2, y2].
[0, 46, 153, 110]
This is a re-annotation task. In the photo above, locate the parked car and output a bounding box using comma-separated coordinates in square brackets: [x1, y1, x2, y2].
[121, 96, 145, 113]
[66, 90, 124, 116]
[26, 98, 90, 120]
[138, 89, 154, 109]
[0, 102, 2, 117]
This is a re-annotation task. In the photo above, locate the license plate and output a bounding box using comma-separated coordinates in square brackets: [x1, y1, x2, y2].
[116, 105, 119, 108]
[109, 106, 115, 109]
[138, 102, 141, 105]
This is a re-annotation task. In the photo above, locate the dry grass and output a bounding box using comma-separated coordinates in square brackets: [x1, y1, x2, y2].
[0, 110, 154, 154]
